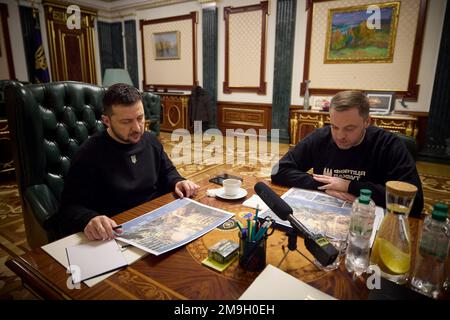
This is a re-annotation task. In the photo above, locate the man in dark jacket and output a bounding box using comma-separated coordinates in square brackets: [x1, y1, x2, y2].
[271, 90, 423, 217]
[58, 83, 199, 240]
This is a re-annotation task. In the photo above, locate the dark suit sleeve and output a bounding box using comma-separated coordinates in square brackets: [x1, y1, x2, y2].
[348, 136, 424, 218]
[271, 133, 321, 190]
[57, 156, 100, 236]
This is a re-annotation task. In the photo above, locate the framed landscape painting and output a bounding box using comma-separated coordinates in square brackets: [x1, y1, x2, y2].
[153, 31, 180, 60]
[324, 2, 400, 63]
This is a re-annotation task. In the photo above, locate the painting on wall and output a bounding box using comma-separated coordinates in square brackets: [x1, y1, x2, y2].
[324, 2, 400, 63]
[153, 31, 180, 60]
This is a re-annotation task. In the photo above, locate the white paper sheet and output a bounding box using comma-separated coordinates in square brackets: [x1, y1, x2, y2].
[42, 233, 148, 287]
[66, 240, 128, 283]
[242, 194, 269, 211]
[239, 264, 336, 300]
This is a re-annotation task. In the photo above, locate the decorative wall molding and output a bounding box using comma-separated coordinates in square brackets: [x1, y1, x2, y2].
[140, 12, 198, 91]
[223, 1, 268, 95]
[42, 0, 97, 83]
[217, 101, 272, 133]
[301, 0, 428, 101]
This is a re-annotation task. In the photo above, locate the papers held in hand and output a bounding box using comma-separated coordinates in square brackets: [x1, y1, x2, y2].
[65, 240, 128, 284]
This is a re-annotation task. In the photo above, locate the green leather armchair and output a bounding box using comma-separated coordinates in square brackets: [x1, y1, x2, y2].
[5, 81, 161, 248]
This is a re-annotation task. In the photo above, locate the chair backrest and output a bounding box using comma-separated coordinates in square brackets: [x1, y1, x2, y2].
[396, 133, 417, 161]
[5, 81, 160, 247]
[0, 80, 30, 118]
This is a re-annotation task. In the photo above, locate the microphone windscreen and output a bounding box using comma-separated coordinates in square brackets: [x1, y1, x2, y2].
[254, 182, 293, 220]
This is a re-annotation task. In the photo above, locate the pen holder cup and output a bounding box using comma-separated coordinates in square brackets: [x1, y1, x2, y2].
[239, 234, 267, 272]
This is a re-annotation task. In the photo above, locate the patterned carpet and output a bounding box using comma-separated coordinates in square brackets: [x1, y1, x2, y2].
[0, 135, 449, 299]
[0, 179, 35, 299]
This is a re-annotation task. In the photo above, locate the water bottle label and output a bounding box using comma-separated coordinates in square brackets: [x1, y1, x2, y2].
[350, 215, 373, 237]
[419, 233, 449, 259]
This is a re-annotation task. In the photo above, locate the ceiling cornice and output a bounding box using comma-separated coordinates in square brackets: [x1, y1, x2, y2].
[65, 0, 196, 12]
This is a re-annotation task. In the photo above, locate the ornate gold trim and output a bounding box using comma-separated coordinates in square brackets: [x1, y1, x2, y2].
[167, 105, 181, 127]
[43, 2, 97, 83]
[222, 107, 265, 127]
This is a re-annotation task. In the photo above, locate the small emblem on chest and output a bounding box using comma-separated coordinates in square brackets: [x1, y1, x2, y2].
[131, 155, 137, 164]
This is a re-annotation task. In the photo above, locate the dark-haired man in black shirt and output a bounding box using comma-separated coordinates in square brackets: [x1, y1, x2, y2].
[58, 83, 199, 240]
[271, 90, 423, 217]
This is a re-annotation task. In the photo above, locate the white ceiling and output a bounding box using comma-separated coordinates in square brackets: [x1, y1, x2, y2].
[71, 0, 194, 11]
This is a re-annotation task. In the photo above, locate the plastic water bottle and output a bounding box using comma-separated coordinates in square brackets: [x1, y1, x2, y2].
[443, 215, 450, 292]
[345, 189, 376, 276]
[410, 203, 450, 298]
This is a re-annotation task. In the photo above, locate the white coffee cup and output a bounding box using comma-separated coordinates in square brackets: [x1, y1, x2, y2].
[222, 178, 242, 196]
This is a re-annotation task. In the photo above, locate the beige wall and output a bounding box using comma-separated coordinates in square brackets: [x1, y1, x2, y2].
[291, 0, 447, 112]
[217, 0, 277, 103]
[136, 1, 203, 90]
[2, 0, 447, 112]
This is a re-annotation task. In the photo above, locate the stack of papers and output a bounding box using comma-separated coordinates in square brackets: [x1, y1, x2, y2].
[42, 233, 148, 287]
[66, 240, 128, 284]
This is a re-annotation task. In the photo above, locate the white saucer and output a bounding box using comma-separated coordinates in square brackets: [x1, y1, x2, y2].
[215, 188, 248, 200]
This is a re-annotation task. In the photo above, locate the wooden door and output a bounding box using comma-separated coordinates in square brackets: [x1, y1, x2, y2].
[43, 1, 97, 83]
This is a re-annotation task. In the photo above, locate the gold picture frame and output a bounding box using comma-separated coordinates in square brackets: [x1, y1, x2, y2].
[153, 31, 180, 60]
[324, 2, 400, 63]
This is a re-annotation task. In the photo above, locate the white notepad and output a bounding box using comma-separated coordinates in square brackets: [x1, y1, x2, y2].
[66, 240, 128, 284]
[239, 264, 336, 300]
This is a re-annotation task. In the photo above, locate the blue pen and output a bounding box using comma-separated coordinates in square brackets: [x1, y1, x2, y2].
[254, 227, 267, 242]
[253, 204, 260, 233]
[239, 228, 247, 239]
[254, 220, 270, 242]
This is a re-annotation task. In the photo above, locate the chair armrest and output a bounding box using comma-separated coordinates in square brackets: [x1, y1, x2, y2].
[24, 184, 59, 230]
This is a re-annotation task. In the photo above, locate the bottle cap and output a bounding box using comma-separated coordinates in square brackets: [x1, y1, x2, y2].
[360, 189, 372, 198]
[432, 203, 448, 222]
[358, 195, 370, 205]
[386, 181, 417, 197]
[434, 203, 448, 213]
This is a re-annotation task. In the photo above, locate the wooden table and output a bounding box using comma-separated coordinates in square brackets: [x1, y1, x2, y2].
[6, 177, 422, 300]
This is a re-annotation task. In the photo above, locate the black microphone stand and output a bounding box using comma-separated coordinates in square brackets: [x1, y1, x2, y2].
[277, 229, 316, 268]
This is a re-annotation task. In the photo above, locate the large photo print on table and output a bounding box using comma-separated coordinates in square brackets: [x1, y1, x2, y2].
[117, 198, 234, 255]
[259, 188, 353, 241]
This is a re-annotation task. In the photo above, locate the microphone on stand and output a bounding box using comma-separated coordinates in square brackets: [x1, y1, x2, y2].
[254, 182, 339, 266]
